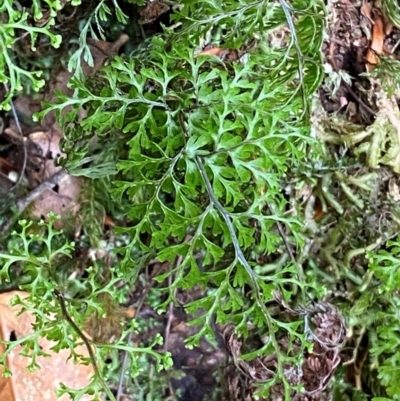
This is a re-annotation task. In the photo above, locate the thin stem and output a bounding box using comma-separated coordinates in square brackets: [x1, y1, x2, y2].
[54, 290, 117, 401]
[4, 83, 27, 191]
[195, 155, 287, 383]
[116, 270, 152, 400]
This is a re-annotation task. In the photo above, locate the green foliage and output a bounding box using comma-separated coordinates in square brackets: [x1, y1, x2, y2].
[365, 238, 400, 401]
[0, 0, 144, 110]
[4, 0, 400, 398]
[0, 0, 62, 109]
[344, 237, 400, 400]
[67, 0, 137, 75]
[362, 54, 400, 97]
[381, 0, 400, 28]
[37, 0, 327, 398]
[0, 213, 172, 400]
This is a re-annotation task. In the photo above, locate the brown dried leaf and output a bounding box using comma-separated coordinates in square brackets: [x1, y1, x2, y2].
[22, 129, 82, 222]
[28, 129, 64, 183]
[196, 47, 224, 57]
[196, 44, 240, 61]
[366, 14, 385, 69]
[30, 174, 82, 222]
[139, 0, 170, 24]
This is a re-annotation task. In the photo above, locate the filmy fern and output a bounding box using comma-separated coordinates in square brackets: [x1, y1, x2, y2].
[0, 0, 143, 110]
[38, 0, 326, 398]
[0, 214, 172, 400]
[0, 0, 62, 109]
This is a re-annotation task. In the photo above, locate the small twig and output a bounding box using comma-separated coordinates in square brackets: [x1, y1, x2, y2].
[162, 271, 178, 401]
[0, 169, 67, 235]
[341, 80, 377, 117]
[328, 40, 376, 117]
[355, 347, 369, 391]
[3, 83, 28, 191]
[116, 267, 153, 400]
[17, 169, 67, 212]
[162, 235, 191, 352]
[178, 114, 259, 282]
[265, 202, 306, 292]
[55, 289, 117, 401]
[163, 273, 176, 352]
[266, 203, 296, 263]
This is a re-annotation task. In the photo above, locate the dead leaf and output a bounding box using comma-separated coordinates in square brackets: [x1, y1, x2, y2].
[28, 130, 64, 183]
[0, 291, 96, 401]
[30, 174, 82, 223]
[139, 0, 170, 24]
[18, 129, 82, 224]
[196, 47, 224, 57]
[366, 14, 384, 69]
[196, 45, 240, 61]
[370, 16, 384, 53]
